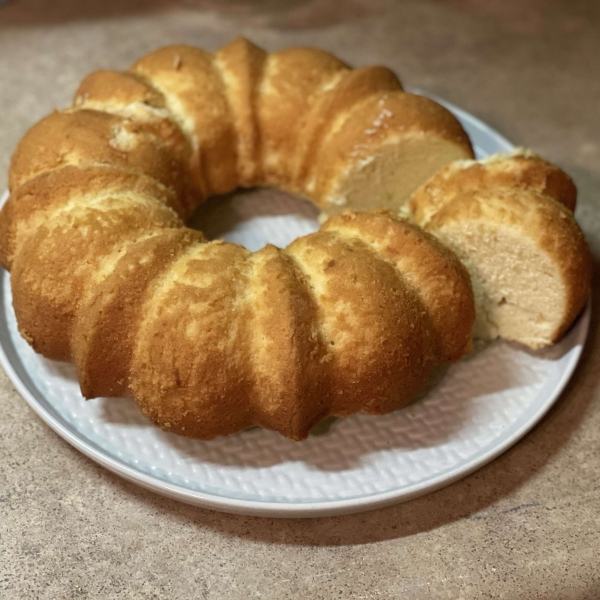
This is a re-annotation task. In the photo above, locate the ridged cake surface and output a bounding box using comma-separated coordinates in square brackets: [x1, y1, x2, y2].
[0, 38, 476, 439]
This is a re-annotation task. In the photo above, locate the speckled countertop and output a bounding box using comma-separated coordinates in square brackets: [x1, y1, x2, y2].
[1, 1, 599, 598]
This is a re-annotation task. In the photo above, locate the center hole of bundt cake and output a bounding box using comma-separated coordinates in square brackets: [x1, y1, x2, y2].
[188, 187, 321, 251]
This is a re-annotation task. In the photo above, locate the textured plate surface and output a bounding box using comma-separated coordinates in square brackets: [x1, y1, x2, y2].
[0, 99, 590, 517]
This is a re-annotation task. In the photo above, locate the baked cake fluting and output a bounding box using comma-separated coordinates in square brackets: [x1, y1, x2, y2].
[0, 38, 476, 440]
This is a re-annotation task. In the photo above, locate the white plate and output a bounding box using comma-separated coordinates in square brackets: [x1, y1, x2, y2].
[0, 98, 591, 517]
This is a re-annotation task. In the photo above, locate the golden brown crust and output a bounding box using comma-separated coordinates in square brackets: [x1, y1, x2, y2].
[74, 70, 199, 213]
[75, 70, 165, 109]
[286, 229, 437, 417]
[322, 211, 474, 362]
[9, 109, 190, 201]
[257, 47, 348, 187]
[215, 38, 268, 187]
[72, 229, 203, 398]
[11, 197, 181, 360]
[311, 91, 474, 207]
[0, 39, 489, 440]
[4, 38, 589, 437]
[244, 245, 331, 439]
[410, 152, 578, 225]
[130, 241, 255, 439]
[293, 66, 403, 189]
[0, 165, 182, 270]
[131, 45, 239, 197]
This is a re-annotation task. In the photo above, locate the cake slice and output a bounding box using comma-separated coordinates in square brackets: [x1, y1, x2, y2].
[409, 152, 592, 348]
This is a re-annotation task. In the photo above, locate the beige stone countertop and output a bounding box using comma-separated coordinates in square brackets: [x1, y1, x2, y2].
[1, 1, 599, 598]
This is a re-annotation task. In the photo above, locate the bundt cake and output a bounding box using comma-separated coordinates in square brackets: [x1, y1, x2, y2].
[408, 150, 592, 348]
[0, 38, 478, 440]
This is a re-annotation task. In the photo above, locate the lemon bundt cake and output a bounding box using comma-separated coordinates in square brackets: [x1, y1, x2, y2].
[0, 38, 477, 440]
[408, 151, 592, 348]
